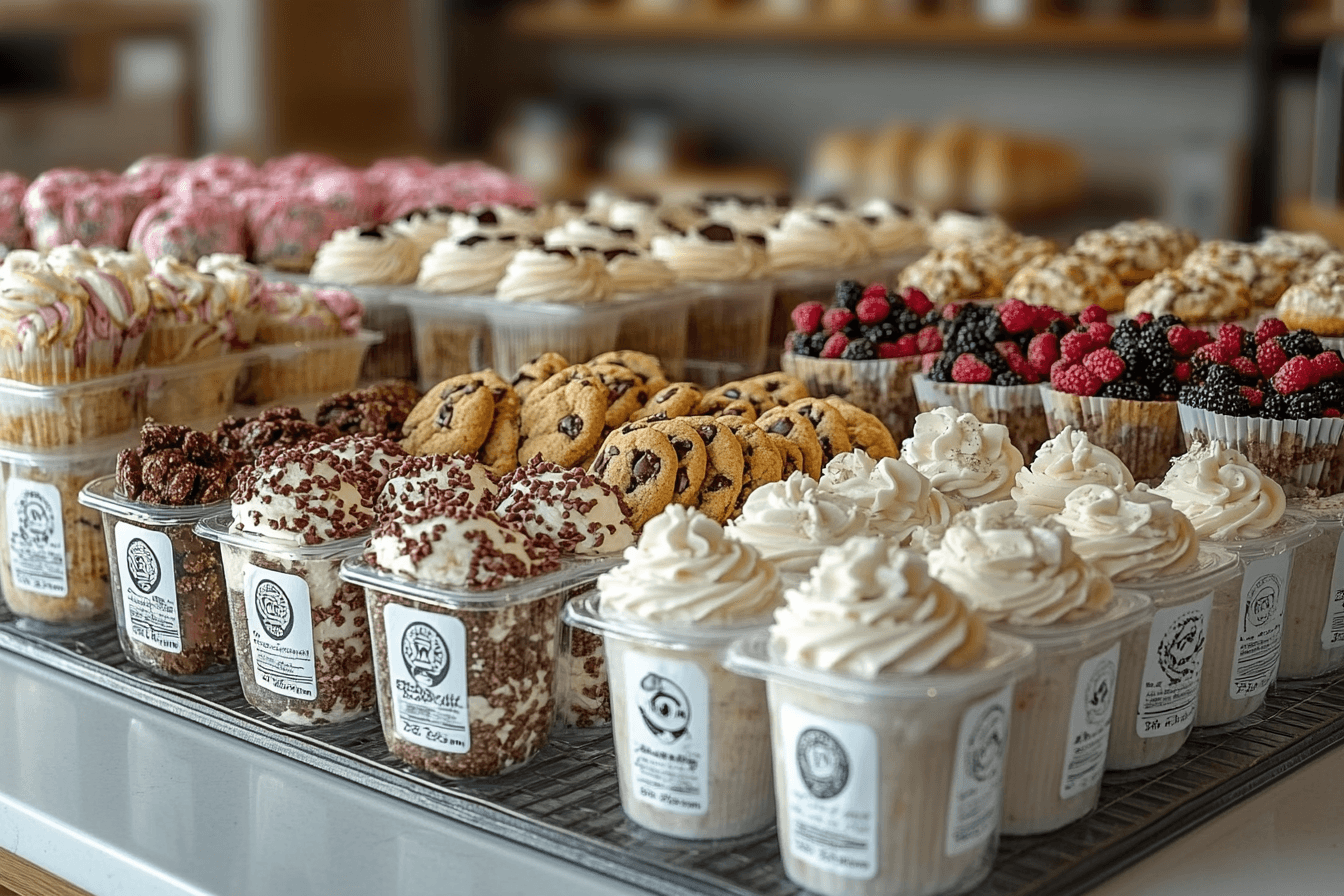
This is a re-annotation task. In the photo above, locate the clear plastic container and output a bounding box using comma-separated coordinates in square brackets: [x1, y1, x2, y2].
[613, 289, 690, 381]
[1195, 512, 1317, 728]
[276, 272, 418, 383]
[994, 590, 1152, 836]
[392, 291, 491, 390]
[0, 370, 144, 449]
[1277, 504, 1344, 681]
[1105, 547, 1240, 771]
[340, 556, 570, 778]
[0, 439, 125, 631]
[484, 299, 628, 380]
[553, 555, 623, 732]
[565, 592, 776, 840]
[237, 330, 382, 406]
[195, 514, 374, 727]
[78, 475, 235, 680]
[682, 280, 775, 387]
[724, 630, 1034, 896]
[143, 353, 248, 427]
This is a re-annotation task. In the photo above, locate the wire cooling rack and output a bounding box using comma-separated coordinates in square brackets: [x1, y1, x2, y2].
[3, 606, 1344, 896]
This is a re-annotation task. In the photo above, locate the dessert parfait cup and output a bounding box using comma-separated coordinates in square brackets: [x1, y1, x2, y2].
[912, 373, 1049, 460]
[723, 630, 1034, 896]
[552, 555, 623, 733]
[196, 514, 374, 727]
[1105, 548, 1240, 771]
[683, 279, 775, 387]
[79, 475, 234, 680]
[565, 591, 776, 840]
[1278, 504, 1344, 681]
[340, 556, 569, 778]
[995, 590, 1152, 836]
[1194, 511, 1317, 729]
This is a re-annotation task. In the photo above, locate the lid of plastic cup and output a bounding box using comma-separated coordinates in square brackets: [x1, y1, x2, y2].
[193, 511, 368, 561]
[989, 588, 1153, 649]
[1208, 508, 1318, 557]
[563, 590, 774, 650]
[79, 474, 229, 526]
[340, 555, 582, 611]
[1111, 545, 1241, 603]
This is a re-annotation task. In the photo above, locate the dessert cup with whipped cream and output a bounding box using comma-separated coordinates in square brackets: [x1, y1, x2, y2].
[899, 407, 1024, 509]
[310, 225, 423, 287]
[1152, 440, 1316, 727]
[604, 248, 689, 381]
[566, 505, 783, 839]
[929, 502, 1151, 835]
[1278, 496, 1344, 680]
[912, 373, 1049, 461]
[1051, 485, 1240, 770]
[1011, 426, 1135, 518]
[817, 449, 962, 549]
[725, 539, 1033, 896]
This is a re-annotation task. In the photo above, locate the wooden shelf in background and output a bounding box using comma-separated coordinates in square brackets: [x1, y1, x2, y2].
[0, 848, 90, 896]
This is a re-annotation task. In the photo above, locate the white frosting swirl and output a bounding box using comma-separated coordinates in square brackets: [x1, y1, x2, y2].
[416, 233, 522, 294]
[311, 226, 422, 286]
[606, 249, 676, 294]
[496, 247, 612, 303]
[725, 472, 869, 574]
[1151, 440, 1286, 540]
[649, 224, 767, 282]
[819, 449, 935, 544]
[1012, 426, 1136, 517]
[767, 209, 863, 273]
[900, 407, 1024, 507]
[1053, 484, 1200, 581]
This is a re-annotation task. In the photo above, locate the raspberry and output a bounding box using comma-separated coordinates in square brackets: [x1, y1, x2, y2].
[790, 301, 825, 334]
[1078, 305, 1109, 325]
[890, 334, 919, 357]
[822, 307, 854, 334]
[1256, 340, 1288, 378]
[1231, 356, 1259, 380]
[1329, 408, 1343, 418]
[1027, 332, 1060, 375]
[862, 282, 887, 301]
[997, 298, 1035, 334]
[900, 287, 933, 316]
[1052, 362, 1103, 397]
[1255, 317, 1290, 343]
[941, 302, 963, 321]
[1083, 347, 1126, 383]
[1312, 351, 1344, 380]
[1216, 323, 1245, 354]
[997, 342, 1037, 382]
[1240, 386, 1264, 408]
[1166, 325, 1201, 356]
[877, 341, 902, 359]
[921, 352, 939, 374]
[856, 293, 891, 325]
[1174, 361, 1192, 382]
[1193, 342, 1234, 366]
[1060, 331, 1094, 363]
[1134, 312, 1154, 326]
[820, 333, 849, 359]
[1086, 321, 1115, 345]
[1271, 355, 1317, 394]
[950, 353, 993, 384]
[915, 326, 943, 354]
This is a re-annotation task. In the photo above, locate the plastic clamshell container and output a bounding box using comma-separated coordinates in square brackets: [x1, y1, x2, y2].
[553, 554, 624, 732]
[389, 289, 491, 390]
[270, 272, 417, 383]
[565, 591, 777, 840]
[0, 369, 145, 449]
[143, 352, 248, 428]
[1279, 503, 1344, 681]
[612, 288, 691, 381]
[78, 475, 235, 680]
[238, 329, 382, 407]
[195, 513, 375, 727]
[1105, 547, 1241, 771]
[341, 556, 573, 778]
[724, 630, 1034, 896]
[682, 279, 774, 387]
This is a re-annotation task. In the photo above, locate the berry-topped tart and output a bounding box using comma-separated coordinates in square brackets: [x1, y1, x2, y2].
[780, 278, 941, 443]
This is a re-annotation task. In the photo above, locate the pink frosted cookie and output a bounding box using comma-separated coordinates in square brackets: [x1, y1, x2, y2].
[260, 151, 344, 183]
[124, 154, 191, 193]
[382, 161, 537, 221]
[23, 169, 159, 249]
[243, 189, 359, 271]
[0, 172, 29, 250]
[130, 194, 247, 264]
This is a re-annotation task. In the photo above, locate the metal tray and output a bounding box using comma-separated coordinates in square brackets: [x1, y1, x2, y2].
[2, 606, 1344, 896]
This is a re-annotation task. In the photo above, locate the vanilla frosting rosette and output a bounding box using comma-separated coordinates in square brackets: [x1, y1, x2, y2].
[725, 472, 868, 578]
[900, 407, 1024, 507]
[1151, 440, 1285, 540]
[1012, 426, 1136, 518]
[416, 232, 525, 294]
[543, 218, 639, 252]
[767, 208, 872, 273]
[1052, 484, 1200, 582]
[818, 449, 940, 544]
[311, 225, 422, 286]
[496, 246, 612, 303]
[771, 537, 986, 677]
[604, 248, 676, 294]
[650, 222, 768, 282]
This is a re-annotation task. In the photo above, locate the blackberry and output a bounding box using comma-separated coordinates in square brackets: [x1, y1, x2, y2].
[891, 308, 924, 335]
[1286, 391, 1325, 419]
[1111, 320, 1141, 351]
[1155, 314, 1181, 330]
[793, 331, 828, 357]
[1241, 332, 1257, 358]
[833, 280, 863, 311]
[1206, 366, 1241, 387]
[1099, 379, 1153, 401]
[921, 310, 942, 328]
[1114, 342, 1145, 376]
[1263, 391, 1290, 420]
[1279, 330, 1324, 358]
[1191, 384, 1250, 416]
[1315, 379, 1344, 410]
[1155, 376, 1183, 399]
[841, 337, 878, 361]
[983, 351, 1009, 375]
[844, 318, 866, 339]
[982, 315, 1008, 344]
[994, 370, 1025, 387]
[1048, 318, 1074, 339]
[928, 355, 955, 381]
[861, 321, 898, 344]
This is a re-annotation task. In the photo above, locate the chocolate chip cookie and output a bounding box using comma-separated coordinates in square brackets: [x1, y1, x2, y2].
[765, 431, 805, 479]
[649, 418, 709, 507]
[697, 381, 778, 417]
[402, 373, 496, 456]
[590, 362, 650, 429]
[822, 395, 899, 460]
[589, 350, 667, 387]
[747, 372, 809, 405]
[717, 416, 784, 516]
[679, 416, 745, 523]
[475, 369, 522, 474]
[518, 365, 608, 467]
[511, 352, 569, 401]
[631, 381, 703, 422]
[713, 398, 758, 422]
[787, 397, 853, 463]
[756, 406, 824, 479]
[589, 427, 678, 528]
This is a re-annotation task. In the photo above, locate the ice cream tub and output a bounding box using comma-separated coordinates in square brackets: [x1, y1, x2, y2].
[994, 590, 1152, 836]
[1277, 502, 1344, 681]
[195, 514, 375, 727]
[565, 591, 776, 840]
[682, 279, 775, 387]
[340, 556, 569, 778]
[1105, 547, 1241, 771]
[1194, 511, 1317, 728]
[79, 475, 234, 680]
[912, 374, 1049, 460]
[0, 370, 145, 449]
[724, 630, 1034, 896]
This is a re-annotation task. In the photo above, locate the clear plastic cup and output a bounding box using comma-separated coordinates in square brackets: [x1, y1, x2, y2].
[1278, 504, 1344, 681]
[565, 591, 776, 840]
[683, 280, 774, 387]
[1194, 511, 1317, 728]
[995, 590, 1152, 836]
[724, 630, 1034, 896]
[1105, 547, 1240, 771]
[195, 514, 374, 726]
[552, 556, 623, 732]
[0, 371, 144, 449]
[79, 475, 234, 680]
[613, 288, 691, 381]
[340, 556, 569, 778]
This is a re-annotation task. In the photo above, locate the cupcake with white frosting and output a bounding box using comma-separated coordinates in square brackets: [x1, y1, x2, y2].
[899, 406, 1024, 508]
[1011, 426, 1135, 518]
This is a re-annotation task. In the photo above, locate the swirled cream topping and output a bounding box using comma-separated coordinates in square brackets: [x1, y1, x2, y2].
[605, 248, 676, 294]
[597, 505, 781, 624]
[1012, 426, 1136, 517]
[858, 198, 928, 257]
[1151, 440, 1286, 540]
[1053, 484, 1200, 581]
[725, 472, 869, 574]
[311, 226, 422, 286]
[543, 218, 639, 252]
[768, 208, 868, 273]
[496, 247, 612, 303]
[900, 407, 1024, 506]
[910, 488, 966, 552]
[197, 253, 264, 315]
[417, 233, 523, 294]
[928, 501, 1114, 626]
[146, 256, 229, 326]
[819, 449, 935, 544]
[649, 222, 768, 282]
[771, 538, 986, 677]
[0, 262, 88, 352]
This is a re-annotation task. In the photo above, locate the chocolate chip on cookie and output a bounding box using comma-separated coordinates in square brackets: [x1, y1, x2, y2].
[589, 427, 678, 528]
[747, 372, 809, 405]
[787, 397, 853, 463]
[649, 418, 709, 507]
[511, 352, 570, 402]
[717, 416, 784, 517]
[756, 406, 824, 479]
[590, 362, 650, 429]
[679, 416, 745, 523]
[402, 373, 497, 456]
[822, 395, 899, 460]
[518, 364, 608, 467]
[697, 381, 778, 417]
[713, 398, 758, 422]
[631, 381, 703, 422]
[765, 431, 805, 479]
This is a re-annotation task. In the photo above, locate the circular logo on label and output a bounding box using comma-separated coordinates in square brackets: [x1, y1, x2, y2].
[1158, 610, 1206, 684]
[637, 673, 690, 744]
[796, 727, 849, 799]
[124, 537, 161, 594]
[14, 490, 55, 547]
[401, 622, 450, 687]
[968, 705, 1006, 783]
[253, 580, 294, 641]
[1246, 574, 1282, 629]
[1084, 660, 1117, 726]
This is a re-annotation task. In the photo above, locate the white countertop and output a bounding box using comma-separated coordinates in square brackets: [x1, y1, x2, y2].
[1, 647, 1342, 896]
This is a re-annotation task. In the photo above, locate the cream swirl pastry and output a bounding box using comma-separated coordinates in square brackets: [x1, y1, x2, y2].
[604, 197, 675, 244]
[1052, 484, 1200, 582]
[1151, 440, 1286, 540]
[44, 248, 152, 342]
[771, 538, 986, 677]
[448, 205, 546, 239]
[196, 253, 263, 313]
[900, 407, 1024, 507]
[927, 209, 1011, 249]
[929, 501, 1113, 626]
[911, 488, 965, 552]
[146, 255, 229, 327]
[389, 211, 452, 255]
[310, 225, 422, 286]
[0, 262, 90, 354]
[818, 449, 936, 544]
[1011, 426, 1135, 517]
[597, 505, 781, 624]
[604, 247, 676, 293]
[543, 218, 639, 252]
[725, 471, 868, 575]
[858, 198, 928, 257]
[767, 208, 868, 273]
[495, 457, 636, 555]
[416, 232, 524, 294]
[704, 195, 787, 233]
[496, 246, 612, 303]
[649, 222, 768, 282]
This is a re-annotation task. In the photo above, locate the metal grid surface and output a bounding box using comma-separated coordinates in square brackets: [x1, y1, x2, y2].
[3, 606, 1344, 896]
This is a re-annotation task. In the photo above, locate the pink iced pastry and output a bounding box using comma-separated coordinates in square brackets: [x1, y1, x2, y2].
[381, 161, 537, 222]
[0, 172, 29, 250]
[260, 152, 344, 183]
[23, 169, 159, 250]
[130, 194, 248, 264]
[306, 168, 384, 223]
[124, 154, 192, 193]
[243, 189, 358, 271]
[255, 281, 363, 341]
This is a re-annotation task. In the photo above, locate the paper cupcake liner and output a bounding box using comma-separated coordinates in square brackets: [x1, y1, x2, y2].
[782, 352, 921, 445]
[255, 319, 344, 345]
[142, 321, 226, 367]
[1319, 336, 1344, 354]
[0, 334, 143, 385]
[1039, 388, 1184, 483]
[911, 374, 1049, 459]
[1177, 403, 1344, 492]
